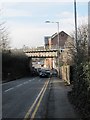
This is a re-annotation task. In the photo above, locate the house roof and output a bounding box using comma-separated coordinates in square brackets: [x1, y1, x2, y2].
[51, 31, 71, 39]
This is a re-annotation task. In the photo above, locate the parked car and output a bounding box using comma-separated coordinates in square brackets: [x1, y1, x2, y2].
[39, 69, 51, 78]
[36, 68, 42, 75]
[51, 69, 58, 77]
[32, 67, 38, 76]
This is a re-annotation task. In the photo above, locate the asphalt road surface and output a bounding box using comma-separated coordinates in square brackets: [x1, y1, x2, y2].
[2, 77, 79, 119]
[2, 77, 50, 119]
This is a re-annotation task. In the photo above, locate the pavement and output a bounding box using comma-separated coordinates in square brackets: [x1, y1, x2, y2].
[46, 77, 81, 119]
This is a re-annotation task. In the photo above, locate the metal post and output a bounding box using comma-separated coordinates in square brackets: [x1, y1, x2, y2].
[57, 22, 60, 78]
[45, 21, 60, 78]
[88, 2, 90, 58]
[74, 0, 78, 50]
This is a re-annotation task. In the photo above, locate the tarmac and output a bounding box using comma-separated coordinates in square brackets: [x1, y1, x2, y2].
[46, 77, 81, 119]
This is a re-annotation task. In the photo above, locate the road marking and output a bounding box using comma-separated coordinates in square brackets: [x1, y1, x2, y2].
[4, 77, 40, 93]
[4, 87, 14, 92]
[2, 77, 35, 86]
[24, 81, 46, 119]
[30, 80, 49, 119]
[23, 81, 28, 84]
[24, 80, 49, 120]
[16, 84, 23, 87]
[4, 80, 32, 93]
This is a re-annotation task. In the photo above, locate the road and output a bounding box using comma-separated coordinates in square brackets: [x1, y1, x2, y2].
[2, 77, 79, 119]
[2, 77, 50, 119]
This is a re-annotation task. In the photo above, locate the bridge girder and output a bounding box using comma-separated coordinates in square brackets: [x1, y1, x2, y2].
[24, 49, 58, 58]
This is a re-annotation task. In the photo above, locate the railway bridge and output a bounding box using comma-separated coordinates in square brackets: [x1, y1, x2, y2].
[24, 49, 60, 72]
[24, 49, 59, 58]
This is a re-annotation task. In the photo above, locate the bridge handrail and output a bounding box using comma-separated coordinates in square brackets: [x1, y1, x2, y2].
[24, 48, 58, 53]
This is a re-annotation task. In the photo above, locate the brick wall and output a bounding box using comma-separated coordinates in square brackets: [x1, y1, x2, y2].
[51, 31, 71, 49]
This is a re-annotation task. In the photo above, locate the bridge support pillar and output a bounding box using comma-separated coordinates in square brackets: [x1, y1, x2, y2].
[44, 58, 56, 69]
[28, 57, 32, 73]
[44, 58, 53, 69]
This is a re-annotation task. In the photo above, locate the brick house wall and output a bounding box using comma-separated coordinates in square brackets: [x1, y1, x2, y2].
[51, 31, 72, 49]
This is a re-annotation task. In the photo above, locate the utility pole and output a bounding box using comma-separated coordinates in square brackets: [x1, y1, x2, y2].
[88, 1, 90, 58]
[74, 0, 78, 50]
[57, 22, 60, 78]
[45, 21, 60, 78]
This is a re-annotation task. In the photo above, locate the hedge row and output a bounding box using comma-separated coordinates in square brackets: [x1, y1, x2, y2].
[2, 50, 30, 82]
[69, 60, 90, 119]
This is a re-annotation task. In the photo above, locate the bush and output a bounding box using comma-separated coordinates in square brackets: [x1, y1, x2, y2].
[68, 24, 90, 119]
[2, 50, 30, 82]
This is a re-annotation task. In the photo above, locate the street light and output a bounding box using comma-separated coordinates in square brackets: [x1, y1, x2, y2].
[45, 21, 60, 78]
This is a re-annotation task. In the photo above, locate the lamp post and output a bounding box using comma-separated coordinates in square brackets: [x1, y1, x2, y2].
[45, 21, 60, 78]
[74, 0, 78, 54]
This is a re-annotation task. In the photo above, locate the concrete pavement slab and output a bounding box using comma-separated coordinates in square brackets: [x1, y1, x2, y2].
[47, 77, 81, 119]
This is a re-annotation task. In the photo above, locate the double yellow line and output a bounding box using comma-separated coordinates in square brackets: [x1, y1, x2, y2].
[24, 79, 50, 120]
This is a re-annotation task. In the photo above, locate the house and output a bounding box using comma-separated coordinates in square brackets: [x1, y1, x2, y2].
[44, 31, 74, 69]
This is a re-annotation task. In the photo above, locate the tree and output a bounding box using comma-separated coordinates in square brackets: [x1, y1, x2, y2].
[63, 24, 88, 68]
[0, 22, 10, 50]
[68, 24, 90, 119]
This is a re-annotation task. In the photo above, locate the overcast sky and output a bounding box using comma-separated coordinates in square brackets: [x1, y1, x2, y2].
[0, 0, 88, 49]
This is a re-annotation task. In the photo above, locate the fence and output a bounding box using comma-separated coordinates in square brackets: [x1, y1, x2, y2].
[61, 65, 70, 84]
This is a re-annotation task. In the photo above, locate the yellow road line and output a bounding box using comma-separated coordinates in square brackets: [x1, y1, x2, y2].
[30, 80, 49, 120]
[24, 80, 49, 120]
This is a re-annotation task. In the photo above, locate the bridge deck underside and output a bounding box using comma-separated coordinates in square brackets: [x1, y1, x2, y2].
[25, 50, 58, 58]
